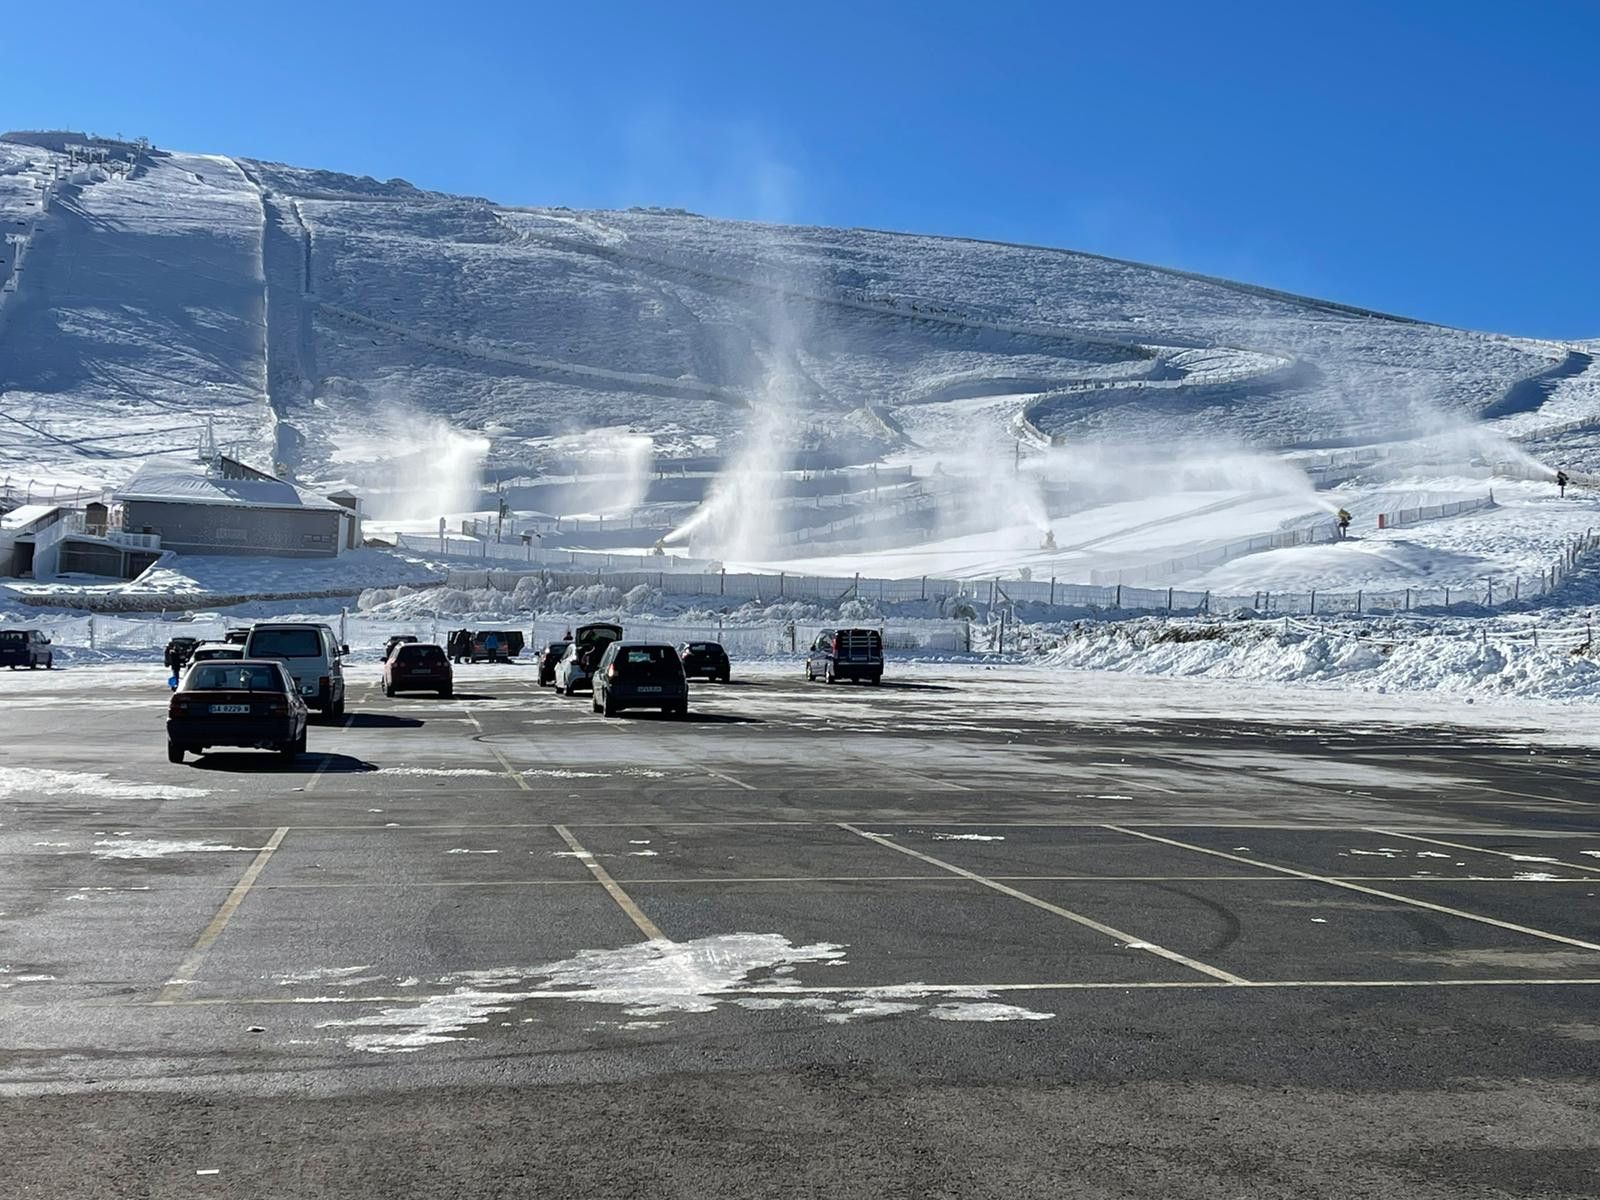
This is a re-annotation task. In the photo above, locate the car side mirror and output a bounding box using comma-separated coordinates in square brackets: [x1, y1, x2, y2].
[341, 645, 351, 657]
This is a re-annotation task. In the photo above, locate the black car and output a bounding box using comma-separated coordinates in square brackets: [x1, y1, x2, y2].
[678, 641, 730, 682]
[383, 634, 419, 661]
[166, 659, 309, 763]
[163, 636, 202, 672]
[805, 627, 884, 684]
[0, 629, 53, 670]
[537, 640, 571, 686]
[592, 642, 688, 717]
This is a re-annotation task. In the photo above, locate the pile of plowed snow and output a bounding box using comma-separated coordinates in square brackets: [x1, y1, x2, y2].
[1036, 619, 1600, 702]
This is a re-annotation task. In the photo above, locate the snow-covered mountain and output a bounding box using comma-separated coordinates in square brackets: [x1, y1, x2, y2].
[1, 129, 1585, 502]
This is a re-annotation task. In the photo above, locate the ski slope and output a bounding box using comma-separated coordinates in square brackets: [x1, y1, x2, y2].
[1, 130, 1597, 609]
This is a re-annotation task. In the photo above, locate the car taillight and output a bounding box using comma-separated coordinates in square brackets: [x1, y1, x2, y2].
[168, 696, 186, 717]
[832, 636, 842, 654]
[606, 664, 617, 678]
[268, 700, 289, 716]
[319, 675, 330, 692]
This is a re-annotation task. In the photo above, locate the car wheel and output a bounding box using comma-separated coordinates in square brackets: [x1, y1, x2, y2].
[870, 674, 882, 686]
[166, 741, 185, 764]
[45, 656, 54, 670]
[383, 682, 394, 697]
[440, 685, 453, 698]
[719, 672, 730, 684]
[825, 669, 836, 684]
[603, 696, 617, 718]
[333, 695, 346, 719]
[278, 739, 299, 761]
[28, 660, 37, 670]
[804, 665, 813, 681]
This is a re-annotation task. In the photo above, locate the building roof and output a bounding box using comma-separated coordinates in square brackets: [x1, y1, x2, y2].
[113, 459, 344, 513]
[0, 504, 62, 532]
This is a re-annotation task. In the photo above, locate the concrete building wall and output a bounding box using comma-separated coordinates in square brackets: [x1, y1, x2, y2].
[121, 500, 343, 558]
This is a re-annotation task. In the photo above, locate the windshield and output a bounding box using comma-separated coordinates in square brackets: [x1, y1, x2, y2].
[185, 664, 285, 692]
[248, 629, 322, 658]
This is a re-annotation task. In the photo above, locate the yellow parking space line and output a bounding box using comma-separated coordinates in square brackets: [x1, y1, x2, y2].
[553, 824, 665, 941]
[156, 826, 290, 1003]
[1105, 825, 1600, 953]
[491, 747, 530, 791]
[837, 822, 1246, 984]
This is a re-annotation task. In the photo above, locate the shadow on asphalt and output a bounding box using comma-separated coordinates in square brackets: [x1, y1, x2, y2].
[188, 751, 378, 775]
[806, 680, 964, 693]
[386, 692, 498, 702]
[618, 711, 764, 725]
[330, 713, 425, 729]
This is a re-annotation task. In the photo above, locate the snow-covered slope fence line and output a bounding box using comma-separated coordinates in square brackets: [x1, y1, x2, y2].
[1087, 521, 1339, 587]
[1377, 493, 1495, 530]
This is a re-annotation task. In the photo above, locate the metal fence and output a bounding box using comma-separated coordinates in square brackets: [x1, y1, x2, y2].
[1377, 494, 1494, 530]
[6, 613, 971, 657]
[1088, 521, 1338, 586]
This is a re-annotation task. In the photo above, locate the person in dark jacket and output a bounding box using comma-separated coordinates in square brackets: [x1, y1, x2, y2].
[1557, 470, 1570, 498]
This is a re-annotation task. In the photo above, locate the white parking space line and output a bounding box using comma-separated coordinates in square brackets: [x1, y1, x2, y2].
[703, 768, 756, 791]
[1105, 826, 1600, 953]
[1367, 828, 1600, 874]
[838, 822, 1247, 984]
[156, 826, 290, 1003]
[552, 824, 665, 941]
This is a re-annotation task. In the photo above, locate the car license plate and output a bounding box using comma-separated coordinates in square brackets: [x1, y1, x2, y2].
[637, 686, 662, 693]
[209, 704, 249, 714]
[411, 669, 432, 675]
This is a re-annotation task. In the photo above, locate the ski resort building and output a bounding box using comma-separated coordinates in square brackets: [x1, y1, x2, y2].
[112, 456, 361, 559]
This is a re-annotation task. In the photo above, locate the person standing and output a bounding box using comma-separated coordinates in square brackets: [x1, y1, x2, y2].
[1557, 469, 1570, 498]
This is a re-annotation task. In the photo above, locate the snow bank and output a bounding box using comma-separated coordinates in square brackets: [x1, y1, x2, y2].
[1036, 618, 1600, 703]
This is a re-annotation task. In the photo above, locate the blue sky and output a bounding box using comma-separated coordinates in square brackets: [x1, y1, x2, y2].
[5, 1, 1595, 337]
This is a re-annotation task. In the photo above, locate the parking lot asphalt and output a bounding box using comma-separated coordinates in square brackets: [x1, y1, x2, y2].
[4, 659, 1600, 1198]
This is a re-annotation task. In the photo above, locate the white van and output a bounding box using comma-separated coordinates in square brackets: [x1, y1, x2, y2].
[243, 622, 348, 718]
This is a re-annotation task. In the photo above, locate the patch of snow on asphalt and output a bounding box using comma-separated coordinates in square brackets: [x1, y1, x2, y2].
[93, 838, 261, 859]
[928, 1002, 1054, 1022]
[446, 848, 499, 855]
[377, 767, 499, 778]
[930, 833, 1005, 842]
[0, 768, 208, 801]
[316, 935, 1057, 1051]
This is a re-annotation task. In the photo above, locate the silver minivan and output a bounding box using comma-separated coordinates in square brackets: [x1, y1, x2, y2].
[243, 622, 349, 718]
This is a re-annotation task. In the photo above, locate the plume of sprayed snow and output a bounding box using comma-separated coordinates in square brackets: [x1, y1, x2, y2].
[336, 403, 490, 520]
[666, 366, 799, 558]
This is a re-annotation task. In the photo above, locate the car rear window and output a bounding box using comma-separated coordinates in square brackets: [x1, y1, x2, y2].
[397, 645, 445, 663]
[547, 642, 570, 653]
[248, 629, 322, 658]
[193, 648, 242, 661]
[617, 647, 678, 673]
[0, 631, 25, 644]
[186, 664, 286, 692]
[688, 643, 718, 652]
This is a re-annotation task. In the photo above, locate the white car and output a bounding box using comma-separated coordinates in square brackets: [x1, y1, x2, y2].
[243, 622, 349, 717]
[182, 641, 244, 672]
[552, 622, 623, 695]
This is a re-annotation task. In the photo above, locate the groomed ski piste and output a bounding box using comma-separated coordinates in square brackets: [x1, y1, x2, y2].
[2, 130, 1598, 707]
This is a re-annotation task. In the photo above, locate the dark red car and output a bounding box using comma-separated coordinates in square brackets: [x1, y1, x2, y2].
[383, 642, 453, 697]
